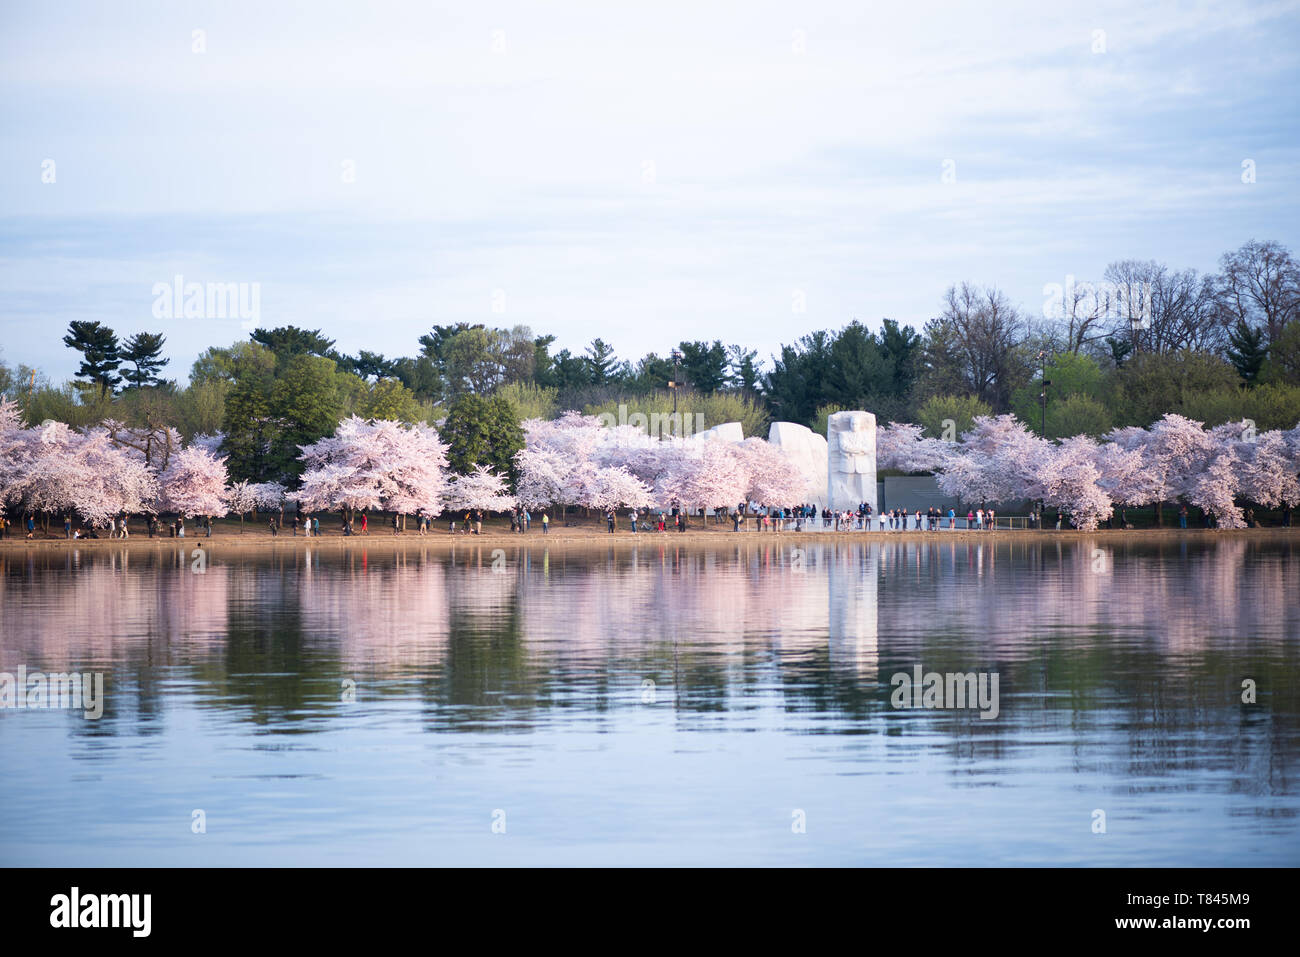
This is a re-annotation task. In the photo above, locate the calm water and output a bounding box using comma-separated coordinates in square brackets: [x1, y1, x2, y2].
[1, 537, 1298, 866]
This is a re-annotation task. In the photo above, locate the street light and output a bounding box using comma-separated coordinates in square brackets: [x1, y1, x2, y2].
[1036, 350, 1052, 439]
[669, 349, 683, 422]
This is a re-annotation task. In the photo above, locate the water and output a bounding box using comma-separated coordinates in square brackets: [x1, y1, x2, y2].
[1, 537, 1297, 866]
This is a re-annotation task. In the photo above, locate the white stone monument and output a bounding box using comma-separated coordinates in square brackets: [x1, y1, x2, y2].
[826, 410, 878, 513]
[767, 421, 829, 504]
[697, 421, 745, 444]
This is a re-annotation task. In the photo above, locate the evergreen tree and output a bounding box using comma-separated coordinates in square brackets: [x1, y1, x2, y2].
[63, 321, 122, 398]
[121, 332, 169, 389]
[440, 393, 524, 479]
[1225, 318, 1268, 386]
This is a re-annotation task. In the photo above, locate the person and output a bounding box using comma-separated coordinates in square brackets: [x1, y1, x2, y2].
[475, 509, 483, 535]
[1179, 505, 1188, 529]
[677, 512, 686, 533]
[269, 518, 278, 537]
[177, 517, 186, 538]
[1055, 511, 1063, 530]
[629, 509, 638, 533]
[732, 509, 741, 532]
[541, 512, 550, 534]
[205, 515, 213, 538]
[607, 511, 616, 533]
[26, 514, 36, 539]
[523, 510, 531, 532]
[293, 515, 300, 536]
[392, 513, 400, 535]
[65, 516, 73, 539]
[313, 517, 320, 537]
[0, 514, 6, 539]
[987, 508, 995, 530]
[361, 513, 369, 535]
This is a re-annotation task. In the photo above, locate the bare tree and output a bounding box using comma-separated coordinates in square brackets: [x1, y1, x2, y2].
[924, 283, 1030, 412]
[1214, 239, 1300, 345]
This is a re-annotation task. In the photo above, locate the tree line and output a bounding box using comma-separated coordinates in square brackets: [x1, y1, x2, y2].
[1, 237, 1296, 490]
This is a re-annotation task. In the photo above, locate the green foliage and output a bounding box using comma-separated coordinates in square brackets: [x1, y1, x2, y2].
[764, 320, 919, 426]
[583, 389, 770, 439]
[63, 320, 122, 397]
[811, 403, 848, 437]
[495, 381, 558, 421]
[120, 332, 169, 389]
[190, 341, 276, 385]
[249, 326, 336, 365]
[1045, 393, 1113, 438]
[1011, 352, 1109, 434]
[678, 340, 728, 394]
[1181, 382, 1300, 431]
[440, 393, 524, 478]
[358, 378, 422, 422]
[418, 323, 535, 398]
[1112, 350, 1240, 426]
[1260, 320, 1300, 386]
[1225, 319, 1269, 386]
[175, 378, 229, 437]
[916, 394, 991, 439]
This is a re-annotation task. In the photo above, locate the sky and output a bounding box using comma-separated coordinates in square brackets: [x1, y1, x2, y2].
[1, 0, 1298, 383]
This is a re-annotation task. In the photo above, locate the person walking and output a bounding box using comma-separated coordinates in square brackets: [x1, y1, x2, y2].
[541, 512, 550, 534]
[26, 514, 35, 539]
[607, 510, 615, 533]
[629, 509, 638, 533]
[313, 516, 320, 537]
[361, 513, 368, 535]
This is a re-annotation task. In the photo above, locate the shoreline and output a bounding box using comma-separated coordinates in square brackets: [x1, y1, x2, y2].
[2, 524, 1297, 553]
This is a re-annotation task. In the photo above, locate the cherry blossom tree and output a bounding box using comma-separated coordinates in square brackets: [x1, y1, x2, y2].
[444, 465, 517, 513]
[876, 422, 952, 473]
[737, 437, 807, 507]
[293, 417, 450, 519]
[1239, 429, 1300, 509]
[1185, 423, 1248, 527]
[935, 415, 1049, 505]
[159, 445, 229, 518]
[581, 466, 654, 511]
[1105, 414, 1212, 525]
[1031, 435, 1112, 530]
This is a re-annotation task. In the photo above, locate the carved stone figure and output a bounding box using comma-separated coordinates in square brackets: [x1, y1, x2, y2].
[826, 410, 878, 513]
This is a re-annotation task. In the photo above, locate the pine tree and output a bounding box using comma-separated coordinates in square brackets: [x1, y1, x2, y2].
[62, 321, 122, 397]
[1225, 319, 1268, 386]
[121, 332, 169, 389]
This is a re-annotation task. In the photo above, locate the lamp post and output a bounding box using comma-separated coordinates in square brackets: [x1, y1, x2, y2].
[669, 349, 683, 423]
[1037, 350, 1052, 439]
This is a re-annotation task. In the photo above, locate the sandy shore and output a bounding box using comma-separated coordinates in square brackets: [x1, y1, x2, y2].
[2, 522, 1297, 553]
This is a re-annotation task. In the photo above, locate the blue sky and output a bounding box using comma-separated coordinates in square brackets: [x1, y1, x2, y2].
[2, 0, 1298, 383]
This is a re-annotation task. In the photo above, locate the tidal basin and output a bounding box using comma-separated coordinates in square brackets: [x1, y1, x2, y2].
[1, 535, 1297, 866]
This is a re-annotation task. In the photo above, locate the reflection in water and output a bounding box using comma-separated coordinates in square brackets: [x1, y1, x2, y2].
[0, 538, 1297, 865]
